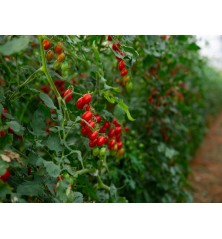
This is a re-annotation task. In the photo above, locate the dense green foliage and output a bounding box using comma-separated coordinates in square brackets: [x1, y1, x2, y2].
[1, 35, 222, 203]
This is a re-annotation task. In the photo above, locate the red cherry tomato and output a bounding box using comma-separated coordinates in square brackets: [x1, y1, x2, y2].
[124, 126, 129, 132]
[118, 60, 125, 71]
[89, 138, 97, 147]
[81, 126, 89, 136]
[107, 35, 112, 41]
[99, 126, 107, 133]
[81, 111, 93, 122]
[115, 126, 122, 135]
[120, 68, 128, 77]
[54, 79, 65, 87]
[115, 134, 121, 142]
[76, 97, 84, 109]
[115, 50, 123, 61]
[112, 43, 119, 51]
[0, 131, 5, 137]
[8, 127, 14, 134]
[43, 39, 51, 50]
[108, 139, 116, 149]
[46, 50, 54, 62]
[103, 121, 110, 129]
[85, 105, 91, 111]
[0, 169, 11, 182]
[54, 42, 63, 54]
[113, 118, 120, 127]
[63, 89, 73, 102]
[88, 130, 98, 141]
[95, 114, 101, 123]
[97, 136, 106, 146]
[104, 137, 108, 144]
[1, 108, 7, 119]
[117, 142, 123, 149]
[161, 35, 167, 40]
[57, 53, 65, 62]
[108, 128, 115, 138]
[85, 121, 96, 133]
[82, 93, 92, 105]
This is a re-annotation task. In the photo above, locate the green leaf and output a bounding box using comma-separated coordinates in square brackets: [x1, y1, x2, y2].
[46, 134, 63, 152]
[116, 99, 135, 121]
[0, 182, 12, 198]
[165, 148, 178, 159]
[0, 36, 31, 55]
[30, 109, 46, 136]
[110, 184, 117, 199]
[73, 192, 83, 203]
[113, 105, 125, 123]
[0, 103, 3, 114]
[157, 143, 178, 159]
[39, 93, 56, 109]
[6, 121, 24, 135]
[0, 160, 8, 175]
[102, 90, 116, 103]
[17, 181, 42, 196]
[0, 134, 13, 150]
[188, 42, 200, 51]
[55, 180, 70, 202]
[43, 160, 61, 178]
[121, 45, 139, 57]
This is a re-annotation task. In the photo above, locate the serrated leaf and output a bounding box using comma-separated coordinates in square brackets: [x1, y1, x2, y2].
[39, 93, 56, 109]
[46, 134, 63, 152]
[6, 121, 24, 135]
[43, 160, 61, 178]
[17, 181, 42, 196]
[0, 36, 31, 55]
[30, 109, 46, 136]
[73, 192, 83, 203]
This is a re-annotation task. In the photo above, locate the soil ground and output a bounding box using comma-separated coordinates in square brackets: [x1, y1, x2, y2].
[189, 113, 222, 202]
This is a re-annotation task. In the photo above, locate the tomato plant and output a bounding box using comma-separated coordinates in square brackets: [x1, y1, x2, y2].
[1, 35, 222, 203]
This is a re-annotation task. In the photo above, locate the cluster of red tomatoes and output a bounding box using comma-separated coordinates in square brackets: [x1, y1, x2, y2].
[43, 39, 65, 63]
[76, 93, 125, 156]
[107, 36, 130, 86]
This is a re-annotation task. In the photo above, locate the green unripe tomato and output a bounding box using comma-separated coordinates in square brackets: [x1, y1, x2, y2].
[53, 61, 61, 70]
[126, 82, 133, 91]
[61, 62, 69, 71]
[62, 69, 69, 78]
[93, 147, 100, 157]
[99, 147, 106, 157]
[63, 172, 70, 179]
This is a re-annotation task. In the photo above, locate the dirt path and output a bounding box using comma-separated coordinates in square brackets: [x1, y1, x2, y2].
[189, 113, 222, 202]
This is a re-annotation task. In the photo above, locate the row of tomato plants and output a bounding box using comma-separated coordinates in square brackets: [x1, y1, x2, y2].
[1, 35, 222, 202]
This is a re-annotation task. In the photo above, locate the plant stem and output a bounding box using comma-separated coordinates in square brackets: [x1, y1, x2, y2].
[38, 35, 68, 140]
[97, 175, 110, 191]
[73, 168, 94, 177]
